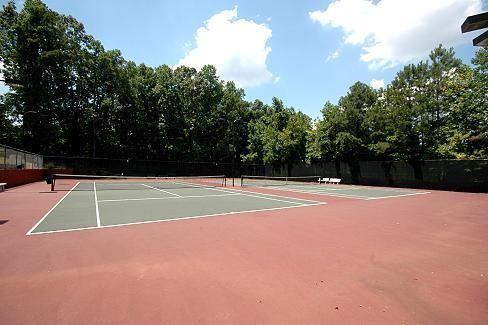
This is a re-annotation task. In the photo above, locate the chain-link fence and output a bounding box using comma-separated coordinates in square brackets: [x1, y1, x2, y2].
[0, 144, 44, 169]
[44, 156, 265, 178]
[273, 160, 488, 192]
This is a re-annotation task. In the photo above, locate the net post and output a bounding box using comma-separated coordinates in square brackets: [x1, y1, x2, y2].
[240, 176, 244, 187]
[51, 175, 55, 191]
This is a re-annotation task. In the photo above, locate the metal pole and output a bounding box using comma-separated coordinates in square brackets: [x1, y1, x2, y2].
[232, 154, 235, 187]
[231, 117, 238, 187]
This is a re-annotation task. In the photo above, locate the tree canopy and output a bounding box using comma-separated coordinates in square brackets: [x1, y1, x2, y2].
[1, 0, 487, 171]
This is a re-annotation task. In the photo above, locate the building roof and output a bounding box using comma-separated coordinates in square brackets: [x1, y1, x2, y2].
[461, 12, 488, 47]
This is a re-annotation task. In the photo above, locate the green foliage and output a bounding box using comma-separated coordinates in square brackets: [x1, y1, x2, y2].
[0, 93, 21, 146]
[0, 1, 486, 167]
[308, 83, 376, 163]
[441, 49, 488, 158]
[308, 45, 486, 163]
[244, 98, 311, 167]
[383, 62, 431, 160]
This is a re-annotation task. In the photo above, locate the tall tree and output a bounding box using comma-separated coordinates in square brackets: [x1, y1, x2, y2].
[244, 97, 311, 174]
[426, 45, 463, 156]
[215, 81, 249, 164]
[12, 0, 70, 153]
[1, 0, 487, 169]
[383, 62, 430, 161]
[310, 83, 377, 181]
[442, 48, 488, 158]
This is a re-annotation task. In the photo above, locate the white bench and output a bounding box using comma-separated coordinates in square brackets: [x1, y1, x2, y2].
[0, 183, 6, 192]
[318, 178, 341, 184]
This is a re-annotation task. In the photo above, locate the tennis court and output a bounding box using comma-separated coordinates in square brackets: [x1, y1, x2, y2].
[2, 175, 487, 324]
[27, 174, 433, 235]
[240, 175, 431, 200]
[28, 175, 325, 235]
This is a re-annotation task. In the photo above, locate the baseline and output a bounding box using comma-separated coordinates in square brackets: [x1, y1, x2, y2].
[28, 202, 325, 235]
[26, 182, 80, 235]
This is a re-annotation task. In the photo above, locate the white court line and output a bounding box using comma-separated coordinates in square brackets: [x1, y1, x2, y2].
[283, 185, 340, 191]
[328, 183, 429, 193]
[93, 183, 143, 186]
[266, 183, 425, 194]
[261, 186, 370, 200]
[366, 191, 431, 200]
[27, 202, 326, 235]
[266, 186, 368, 197]
[260, 185, 430, 200]
[26, 182, 80, 235]
[172, 181, 323, 204]
[141, 184, 182, 197]
[94, 182, 101, 227]
[98, 193, 240, 203]
[171, 181, 245, 194]
[172, 181, 322, 205]
[269, 182, 429, 194]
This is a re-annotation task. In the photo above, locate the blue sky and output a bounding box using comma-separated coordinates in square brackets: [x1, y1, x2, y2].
[1, 0, 485, 118]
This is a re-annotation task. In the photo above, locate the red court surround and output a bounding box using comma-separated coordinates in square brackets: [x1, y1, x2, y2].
[0, 169, 73, 188]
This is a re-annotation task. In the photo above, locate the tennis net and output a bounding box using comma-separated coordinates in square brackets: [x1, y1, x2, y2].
[240, 175, 320, 187]
[49, 174, 227, 191]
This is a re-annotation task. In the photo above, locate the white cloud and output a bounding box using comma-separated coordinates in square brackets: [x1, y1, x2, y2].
[177, 6, 275, 88]
[0, 61, 4, 80]
[309, 0, 483, 69]
[370, 78, 385, 89]
[325, 48, 341, 62]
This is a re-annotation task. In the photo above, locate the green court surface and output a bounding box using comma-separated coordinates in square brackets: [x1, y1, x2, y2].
[27, 181, 324, 235]
[245, 183, 431, 200]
